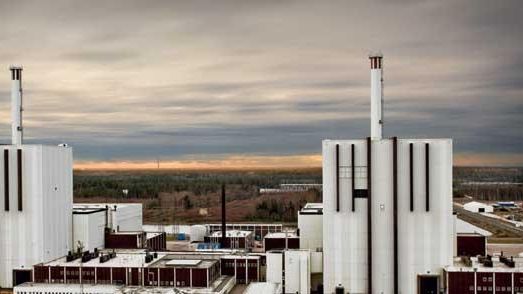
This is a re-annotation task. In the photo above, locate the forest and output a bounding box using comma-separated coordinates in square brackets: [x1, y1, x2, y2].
[73, 167, 522, 223]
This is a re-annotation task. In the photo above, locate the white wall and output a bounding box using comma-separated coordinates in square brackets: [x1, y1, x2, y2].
[73, 210, 106, 252]
[322, 138, 453, 294]
[0, 145, 72, 288]
[111, 204, 142, 232]
[298, 213, 323, 251]
[266, 250, 311, 294]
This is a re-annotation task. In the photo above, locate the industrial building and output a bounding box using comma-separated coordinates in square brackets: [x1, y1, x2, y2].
[5, 57, 523, 294]
[322, 54, 453, 293]
[464, 201, 494, 213]
[0, 66, 73, 288]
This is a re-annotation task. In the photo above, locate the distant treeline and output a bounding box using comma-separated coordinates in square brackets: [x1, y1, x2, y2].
[453, 167, 523, 200]
[73, 169, 322, 199]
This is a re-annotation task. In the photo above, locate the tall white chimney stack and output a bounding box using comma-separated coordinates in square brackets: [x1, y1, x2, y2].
[10, 66, 23, 145]
[369, 53, 383, 140]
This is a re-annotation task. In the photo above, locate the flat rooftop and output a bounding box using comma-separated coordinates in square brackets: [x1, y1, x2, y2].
[42, 251, 216, 269]
[447, 256, 523, 272]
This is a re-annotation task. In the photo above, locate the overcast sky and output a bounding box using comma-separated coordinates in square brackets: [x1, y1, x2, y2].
[0, 0, 522, 168]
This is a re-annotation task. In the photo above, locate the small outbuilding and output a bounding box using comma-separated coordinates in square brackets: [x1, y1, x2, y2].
[463, 201, 494, 213]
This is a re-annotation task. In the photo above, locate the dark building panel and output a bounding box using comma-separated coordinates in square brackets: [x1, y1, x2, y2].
[33, 266, 49, 283]
[81, 267, 95, 283]
[111, 267, 126, 285]
[457, 234, 486, 257]
[105, 232, 142, 249]
[477, 272, 494, 293]
[235, 260, 246, 284]
[159, 268, 174, 287]
[447, 271, 474, 294]
[495, 272, 512, 293]
[264, 237, 299, 251]
[65, 266, 80, 284]
[50, 266, 64, 283]
[13, 269, 32, 286]
[129, 268, 141, 286]
[144, 268, 158, 286]
[514, 273, 523, 293]
[96, 267, 111, 284]
[191, 268, 207, 288]
[247, 260, 259, 283]
[221, 259, 235, 276]
[176, 268, 190, 287]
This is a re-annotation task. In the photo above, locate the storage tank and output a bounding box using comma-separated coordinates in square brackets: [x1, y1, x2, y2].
[190, 225, 207, 242]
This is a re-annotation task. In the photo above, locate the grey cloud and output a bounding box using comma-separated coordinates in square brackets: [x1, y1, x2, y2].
[0, 0, 522, 164]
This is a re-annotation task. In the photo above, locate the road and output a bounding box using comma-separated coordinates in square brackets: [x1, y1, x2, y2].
[454, 205, 523, 237]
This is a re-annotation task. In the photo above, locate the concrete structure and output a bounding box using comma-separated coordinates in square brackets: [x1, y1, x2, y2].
[244, 282, 281, 294]
[1, 67, 73, 288]
[72, 207, 106, 252]
[322, 55, 453, 293]
[464, 201, 494, 213]
[190, 225, 208, 242]
[298, 203, 323, 251]
[267, 249, 311, 294]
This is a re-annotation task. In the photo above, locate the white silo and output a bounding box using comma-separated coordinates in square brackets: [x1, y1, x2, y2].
[322, 55, 453, 294]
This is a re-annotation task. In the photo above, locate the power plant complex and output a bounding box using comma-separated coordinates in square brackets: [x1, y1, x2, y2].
[0, 56, 521, 294]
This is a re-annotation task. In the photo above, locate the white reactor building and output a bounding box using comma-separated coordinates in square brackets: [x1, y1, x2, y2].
[322, 55, 453, 294]
[0, 67, 73, 288]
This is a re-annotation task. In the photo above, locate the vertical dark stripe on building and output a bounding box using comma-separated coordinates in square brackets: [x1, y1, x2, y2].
[336, 144, 340, 212]
[351, 144, 355, 212]
[366, 137, 372, 294]
[17, 149, 22, 211]
[392, 137, 398, 294]
[221, 184, 226, 248]
[4, 149, 9, 211]
[425, 143, 430, 212]
[281, 251, 285, 294]
[409, 143, 414, 212]
[11, 69, 15, 80]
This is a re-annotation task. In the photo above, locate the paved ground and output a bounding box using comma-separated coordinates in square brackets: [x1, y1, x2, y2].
[230, 284, 248, 294]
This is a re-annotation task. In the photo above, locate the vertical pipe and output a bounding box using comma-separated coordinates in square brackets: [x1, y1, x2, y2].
[17, 148, 22, 211]
[410, 143, 414, 212]
[425, 143, 430, 212]
[221, 184, 226, 248]
[10, 66, 23, 145]
[4, 149, 9, 211]
[369, 54, 383, 140]
[366, 137, 372, 294]
[351, 144, 355, 212]
[336, 144, 340, 212]
[392, 137, 398, 294]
